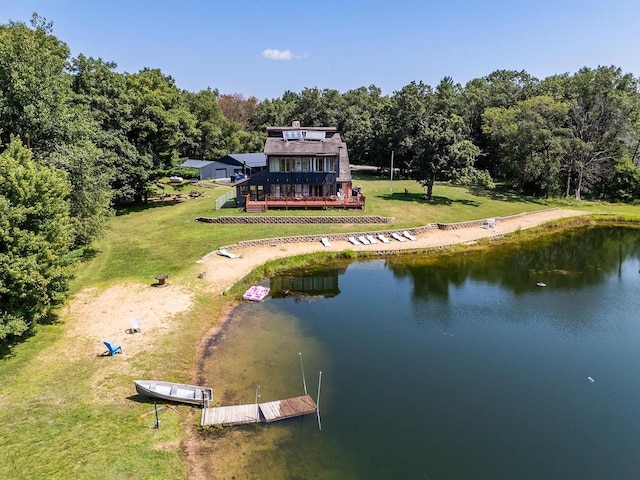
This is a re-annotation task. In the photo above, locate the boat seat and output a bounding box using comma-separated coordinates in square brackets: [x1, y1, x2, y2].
[176, 388, 196, 399]
[155, 385, 172, 396]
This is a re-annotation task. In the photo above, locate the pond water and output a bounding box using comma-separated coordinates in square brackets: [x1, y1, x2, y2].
[198, 226, 640, 479]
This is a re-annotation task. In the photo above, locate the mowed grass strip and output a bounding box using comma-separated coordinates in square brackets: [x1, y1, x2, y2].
[2, 175, 639, 479]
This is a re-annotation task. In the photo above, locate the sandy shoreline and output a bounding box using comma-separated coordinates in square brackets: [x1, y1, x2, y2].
[198, 208, 588, 295]
[61, 208, 588, 368]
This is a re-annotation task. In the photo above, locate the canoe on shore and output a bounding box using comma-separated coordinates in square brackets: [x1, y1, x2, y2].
[134, 380, 213, 406]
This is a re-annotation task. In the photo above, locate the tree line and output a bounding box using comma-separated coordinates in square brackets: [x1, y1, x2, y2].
[249, 70, 640, 202]
[2, 14, 640, 341]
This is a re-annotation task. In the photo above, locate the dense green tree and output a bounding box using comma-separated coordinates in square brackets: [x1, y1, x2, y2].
[124, 68, 197, 170]
[0, 14, 72, 154]
[47, 141, 113, 245]
[248, 91, 298, 131]
[604, 158, 640, 201]
[0, 139, 74, 341]
[389, 79, 480, 198]
[181, 88, 257, 158]
[70, 54, 153, 203]
[564, 67, 638, 199]
[338, 85, 390, 166]
[462, 70, 539, 175]
[1, 17, 112, 242]
[483, 96, 571, 197]
[290, 87, 344, 127]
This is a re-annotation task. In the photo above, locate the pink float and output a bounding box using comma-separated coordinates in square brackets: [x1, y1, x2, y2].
[243, 285, 270, 302]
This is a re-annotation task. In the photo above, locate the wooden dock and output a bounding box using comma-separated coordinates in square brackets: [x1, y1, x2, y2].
[201, 394, 318, 427]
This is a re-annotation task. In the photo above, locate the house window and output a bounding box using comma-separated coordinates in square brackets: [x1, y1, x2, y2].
[269, 157, 280, 172]
[302, 158, 311, 172]
[326, 157, 336, 172]
[280, 158, 291, 172]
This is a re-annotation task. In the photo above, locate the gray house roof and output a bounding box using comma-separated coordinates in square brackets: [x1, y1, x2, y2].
[180, 159, 215, 168]
[264, 126, 351, 182]
[217, 153, 267, 168]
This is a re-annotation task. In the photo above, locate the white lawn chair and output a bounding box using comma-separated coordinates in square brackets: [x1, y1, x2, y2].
[321, 237, 331, 247]
[403, 230, 417, 241]
[348, 236, 361, 245]
[366, 235, 378, 244]
[391, 232, 406, 242]
[358, 235, 370, 245]
[482, 218, 496, 229]
[378, 234, 391, 244]
[130, 318, 142, 334]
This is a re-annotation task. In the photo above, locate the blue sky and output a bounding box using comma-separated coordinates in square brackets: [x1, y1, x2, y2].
[2, 0, 639, 100]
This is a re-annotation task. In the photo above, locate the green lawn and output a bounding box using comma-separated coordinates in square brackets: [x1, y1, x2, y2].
[2, 175, 639, 479]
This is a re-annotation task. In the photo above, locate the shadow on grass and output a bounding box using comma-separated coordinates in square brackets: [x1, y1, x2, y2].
[377, 191, 481, 207]
[115, 199, 185, 216]
[220, 199, 242, 209]
[0, 310, 63, 360]
[466, 185, 547, 205]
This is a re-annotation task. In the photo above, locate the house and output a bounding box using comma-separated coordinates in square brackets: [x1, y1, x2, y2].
[217, 153, 268, 179]
[180, 153, 266, 180]
[236, 122, 364, 211]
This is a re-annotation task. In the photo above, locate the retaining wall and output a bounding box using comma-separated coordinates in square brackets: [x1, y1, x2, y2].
[196, 215, 394, 224]
[205, 209, 559, 253]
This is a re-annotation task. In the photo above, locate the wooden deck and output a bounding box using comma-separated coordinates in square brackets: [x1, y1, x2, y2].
[200, 395, 318, 427]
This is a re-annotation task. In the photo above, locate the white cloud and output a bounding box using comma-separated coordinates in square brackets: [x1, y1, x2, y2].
[262, 49, 294, 61]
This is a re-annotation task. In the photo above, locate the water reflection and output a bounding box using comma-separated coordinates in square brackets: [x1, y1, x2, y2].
[270, 268, 345, 301]
[389, 226, 640, 299]
[199, 226, 640, 479]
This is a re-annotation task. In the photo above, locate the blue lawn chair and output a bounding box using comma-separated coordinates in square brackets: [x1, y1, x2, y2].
[103, 341, 123, 356]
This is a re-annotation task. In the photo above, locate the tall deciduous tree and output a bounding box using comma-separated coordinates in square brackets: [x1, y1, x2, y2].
[248, 91, 298, 131]
[182, 88, 257, 158]
[338, 85, 390, 166]
[483, 96, 571, 197]
[389, 79, 480, 198]
[564, 67, 637, 199]
[124, 68, 197, 172]
[0, 14, 71, 154]
[1, 17, 112, 243]
[462, 70, 539, 175]
[0, 139, 74, 341]
[217, 93, 258, 127]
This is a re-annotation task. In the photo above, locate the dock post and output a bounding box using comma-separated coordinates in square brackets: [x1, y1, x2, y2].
[255, 384, 260, 404]
[299, 352, 308, 395]
[316, 371, 322, 431]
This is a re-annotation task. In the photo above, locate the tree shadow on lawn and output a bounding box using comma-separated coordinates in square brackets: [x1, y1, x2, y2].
[0, 311, 63, 360]
[115, 198, 189, 216]
[467, 185, 548, 205]
[376, 191, 480, 207]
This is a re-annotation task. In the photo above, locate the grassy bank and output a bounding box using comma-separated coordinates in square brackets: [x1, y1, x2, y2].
[2, 176, 639, 479]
